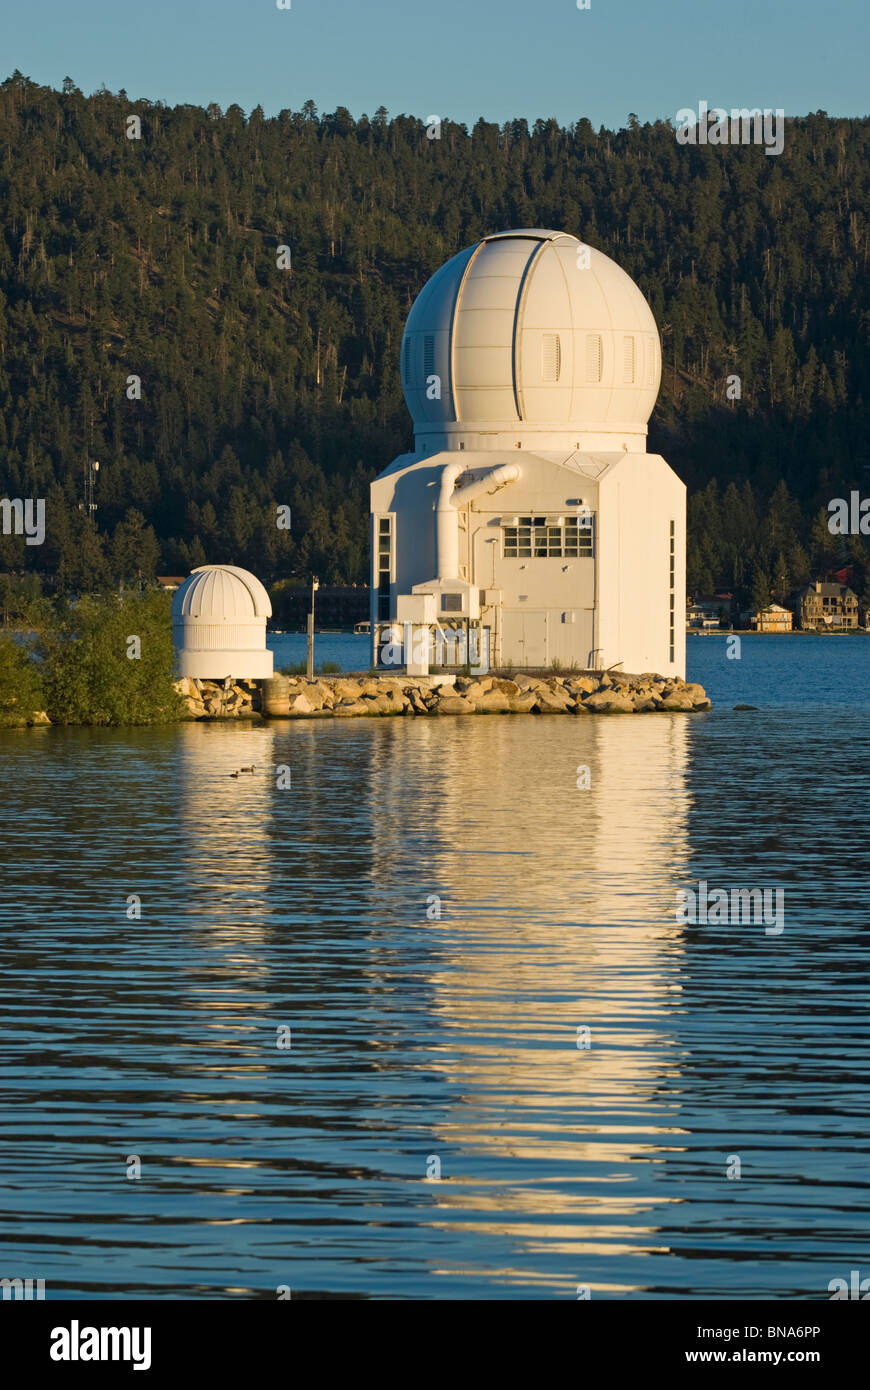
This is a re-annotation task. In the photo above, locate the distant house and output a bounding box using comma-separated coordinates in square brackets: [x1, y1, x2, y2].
[752, 603, 793, 632]
[795, 580, 859, 630]
[156, 576, 186, 592]
[686, 594, 733, 629]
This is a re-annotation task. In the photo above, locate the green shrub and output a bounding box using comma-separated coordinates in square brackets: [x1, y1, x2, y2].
[0, 633, 44, 726]
[280, 659, 342, 676]
[40, 591, 186, 726]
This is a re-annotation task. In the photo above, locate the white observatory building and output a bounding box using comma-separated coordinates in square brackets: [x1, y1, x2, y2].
[171, 564, 274, 679]
[369, 228, 685, 675]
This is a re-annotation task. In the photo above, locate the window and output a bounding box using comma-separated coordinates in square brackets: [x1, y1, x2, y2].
[441, 593, 462, 613]
[542, 333, 561, 382]
[669, 519, 675, 663]
[503, 515, 594, 559]
[586, 334, 602, 383]
[377, 515, 393, 621]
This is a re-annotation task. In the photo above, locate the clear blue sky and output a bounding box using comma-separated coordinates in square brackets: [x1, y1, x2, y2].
[2, 0, 867, 128]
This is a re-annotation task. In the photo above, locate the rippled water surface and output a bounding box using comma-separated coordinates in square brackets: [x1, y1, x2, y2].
[1, 636, 868, 1298]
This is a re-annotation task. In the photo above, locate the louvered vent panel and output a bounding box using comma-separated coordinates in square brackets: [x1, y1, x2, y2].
[423, 335, 435, 378]
[624, 335, 636, 383]
[585, 334, 602, 383]
[542, 333, 561, 382]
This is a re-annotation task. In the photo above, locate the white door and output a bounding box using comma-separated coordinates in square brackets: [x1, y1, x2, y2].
[500, 609, 548, 668]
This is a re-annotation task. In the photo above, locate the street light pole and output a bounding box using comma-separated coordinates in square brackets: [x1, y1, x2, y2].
[307, 577, 319, 678]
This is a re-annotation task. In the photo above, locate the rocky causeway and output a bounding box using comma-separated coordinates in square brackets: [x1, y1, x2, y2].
[175, 672, 712, 719]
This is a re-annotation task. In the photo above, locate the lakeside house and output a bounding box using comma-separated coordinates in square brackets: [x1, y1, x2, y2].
[752, 603, 793, 632]
[687, 594, 733, 629]
[794, 580, 859, 630]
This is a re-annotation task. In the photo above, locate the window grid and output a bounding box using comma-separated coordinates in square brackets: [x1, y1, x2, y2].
[669, 519, 675, 663]
[503, 515, 594, 559]
[377, 516, 392, 622]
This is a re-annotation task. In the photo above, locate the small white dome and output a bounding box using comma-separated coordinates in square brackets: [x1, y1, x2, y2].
[172, 564, 272, 621]
[401, 229, 661, 444]
[172, 565, 273, 680]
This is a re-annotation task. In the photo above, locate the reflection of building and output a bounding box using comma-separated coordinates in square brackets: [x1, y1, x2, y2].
[368, 714, 692, 1268]
[370, 229, 686, 675]
[174, 721, 279, 940]
[795, 580, 859, 630]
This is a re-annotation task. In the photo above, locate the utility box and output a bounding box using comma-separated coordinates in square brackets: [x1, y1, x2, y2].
[396, 592, 436, 625]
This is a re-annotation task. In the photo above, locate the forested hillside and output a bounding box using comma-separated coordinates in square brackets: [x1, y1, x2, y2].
[1, 72, 869, 606]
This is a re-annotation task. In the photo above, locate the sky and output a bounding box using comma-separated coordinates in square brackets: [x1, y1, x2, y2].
[1, 0, 868, 129]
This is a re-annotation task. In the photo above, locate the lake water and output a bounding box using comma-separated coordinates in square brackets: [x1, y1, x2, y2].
[1, 635, 868, 1299]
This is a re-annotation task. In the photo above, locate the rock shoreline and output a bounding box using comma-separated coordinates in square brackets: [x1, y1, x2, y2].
[174, 672, 711, 719]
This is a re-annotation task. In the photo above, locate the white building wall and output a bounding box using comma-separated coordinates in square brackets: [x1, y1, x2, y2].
[371, 449, 685, 676]
[596, 455, 686, 678]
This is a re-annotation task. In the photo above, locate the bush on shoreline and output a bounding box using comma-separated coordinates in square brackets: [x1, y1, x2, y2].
[0, 632, 45, 727]
[36, 592, 187, 727]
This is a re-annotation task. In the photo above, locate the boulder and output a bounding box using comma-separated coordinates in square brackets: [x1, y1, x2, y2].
[288, 693, 316, 715]
[361, 694, 392, 715]
[573, 676, 600, 694]
[682, 682, 708, 703]
[331, 678, 364, 701]
[475, 690, 510, 713]
[459, 680, 489, 701]
[584, 690, 636, 714]
[660, 692, 695, 711]
[494, 679, 520, 696]
[535, 686, 574, 712]
[27, 710, 51, 725]
[435, 695, 476, 714]
[333, 699, 370, 717]
[508, 692, 539, 713]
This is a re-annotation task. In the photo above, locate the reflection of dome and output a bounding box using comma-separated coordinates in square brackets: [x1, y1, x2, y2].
[171, 564, 273, 679]
[401, 229, 660, 442]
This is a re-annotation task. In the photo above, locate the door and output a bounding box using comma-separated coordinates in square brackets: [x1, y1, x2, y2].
[500, 609, 548, 668]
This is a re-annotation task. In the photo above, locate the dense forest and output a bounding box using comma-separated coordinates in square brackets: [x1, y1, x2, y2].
[0, 72, 869, 610]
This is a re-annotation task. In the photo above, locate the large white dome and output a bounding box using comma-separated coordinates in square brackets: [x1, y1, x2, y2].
[401, 229, 661, 448]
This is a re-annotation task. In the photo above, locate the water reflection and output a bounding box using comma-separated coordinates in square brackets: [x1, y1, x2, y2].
[358, 716, 692, 1289]
[1, 707, 868, 1300]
